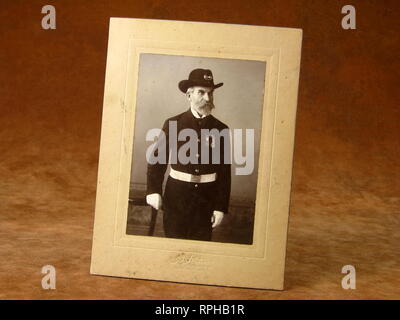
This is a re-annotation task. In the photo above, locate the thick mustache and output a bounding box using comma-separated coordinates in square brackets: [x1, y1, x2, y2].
[200, 102, 215, 109]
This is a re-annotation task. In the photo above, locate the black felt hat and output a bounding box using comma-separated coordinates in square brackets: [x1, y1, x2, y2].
[178, 69, 223, 93]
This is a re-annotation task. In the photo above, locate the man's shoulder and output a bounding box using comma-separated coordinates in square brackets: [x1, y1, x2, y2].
[209, 115, 229, 130]
[164, 110, 188, 123]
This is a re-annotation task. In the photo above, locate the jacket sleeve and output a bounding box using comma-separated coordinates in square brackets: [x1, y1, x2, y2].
[213, 129, 231, 213]
[146, 120, 169, 195]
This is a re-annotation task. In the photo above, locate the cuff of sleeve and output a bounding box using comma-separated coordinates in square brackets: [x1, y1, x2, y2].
[214, 205, 228, 214]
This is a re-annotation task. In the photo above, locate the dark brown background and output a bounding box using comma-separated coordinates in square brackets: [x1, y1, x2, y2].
[1, 0, 399, 299]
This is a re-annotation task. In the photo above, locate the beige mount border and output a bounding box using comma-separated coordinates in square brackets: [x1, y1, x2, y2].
[90, 18, 302, 290]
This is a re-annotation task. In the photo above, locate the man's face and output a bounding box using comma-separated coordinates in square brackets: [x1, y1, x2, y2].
[187, 86, 215, 116]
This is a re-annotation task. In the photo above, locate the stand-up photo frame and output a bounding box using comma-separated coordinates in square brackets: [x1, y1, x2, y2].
[90, 18, 302, 290]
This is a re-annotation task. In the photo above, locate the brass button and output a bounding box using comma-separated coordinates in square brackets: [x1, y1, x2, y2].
[195, 184, 198, 188]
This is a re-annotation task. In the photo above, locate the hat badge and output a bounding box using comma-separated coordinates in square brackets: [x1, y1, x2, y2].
[204, 74, 213, 81]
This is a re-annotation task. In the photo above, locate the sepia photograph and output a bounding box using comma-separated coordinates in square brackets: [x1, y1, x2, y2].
[90, 18, 302, 290]
[126, 53, 266, 244]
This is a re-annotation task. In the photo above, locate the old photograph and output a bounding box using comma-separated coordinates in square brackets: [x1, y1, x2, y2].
[90, 18, 302, 289]
[126, 54, 266, 244]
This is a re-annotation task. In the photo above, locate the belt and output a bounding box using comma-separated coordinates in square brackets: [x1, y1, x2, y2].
[169, 168, 217, 183]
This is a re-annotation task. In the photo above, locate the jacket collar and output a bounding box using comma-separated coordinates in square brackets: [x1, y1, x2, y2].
[182, 108, 213, 128]
[190, 106, 207, 119]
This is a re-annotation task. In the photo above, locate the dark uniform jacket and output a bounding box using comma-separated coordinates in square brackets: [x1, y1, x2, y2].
[147, 108, 231, 214]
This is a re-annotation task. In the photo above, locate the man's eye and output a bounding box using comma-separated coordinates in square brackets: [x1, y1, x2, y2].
[198, 90, 205, 95]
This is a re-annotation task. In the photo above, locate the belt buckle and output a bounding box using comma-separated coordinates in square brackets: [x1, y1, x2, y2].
[190, 174, 201, 183]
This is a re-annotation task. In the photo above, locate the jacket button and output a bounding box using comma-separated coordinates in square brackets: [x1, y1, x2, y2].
[195, 169, 199, 173]
[195, 184, 198, 188]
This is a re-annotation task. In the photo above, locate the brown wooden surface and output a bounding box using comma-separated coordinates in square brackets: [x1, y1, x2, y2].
[0, 0, 399, 299]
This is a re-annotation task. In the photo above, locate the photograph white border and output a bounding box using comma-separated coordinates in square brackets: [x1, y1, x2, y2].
[90, 18, 302, 290]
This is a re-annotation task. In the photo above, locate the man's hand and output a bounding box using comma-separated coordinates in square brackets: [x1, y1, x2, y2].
[146, 193, 162, 210]
[211, 210, 224, 228]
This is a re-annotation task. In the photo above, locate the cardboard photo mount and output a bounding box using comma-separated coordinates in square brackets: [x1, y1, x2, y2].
[90, 18, 302, 290]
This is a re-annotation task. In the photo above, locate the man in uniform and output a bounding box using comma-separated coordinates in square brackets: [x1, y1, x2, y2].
[146, 68, 231, 241]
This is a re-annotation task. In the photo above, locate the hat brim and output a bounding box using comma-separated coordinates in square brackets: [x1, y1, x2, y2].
[178, 80, 223, 93]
